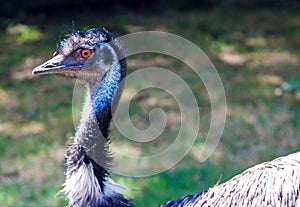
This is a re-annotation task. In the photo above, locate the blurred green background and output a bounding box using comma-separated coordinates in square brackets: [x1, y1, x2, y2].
[1, 1, 300, 206]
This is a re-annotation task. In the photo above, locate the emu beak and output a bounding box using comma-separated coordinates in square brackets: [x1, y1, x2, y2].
[32, 55, 83, 77]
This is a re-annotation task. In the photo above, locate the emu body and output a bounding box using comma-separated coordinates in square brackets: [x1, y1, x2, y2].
[161, 152, 300, 207]
[33, 28, 300, 207]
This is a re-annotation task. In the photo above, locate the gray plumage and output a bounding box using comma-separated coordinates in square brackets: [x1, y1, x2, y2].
[161, 152, 300, 207]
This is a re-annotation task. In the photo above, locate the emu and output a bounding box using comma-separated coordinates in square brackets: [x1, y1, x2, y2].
[33, 28, 300, 207]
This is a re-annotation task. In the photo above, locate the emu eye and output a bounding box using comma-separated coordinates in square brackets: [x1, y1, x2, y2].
[81, 49, 93, 59]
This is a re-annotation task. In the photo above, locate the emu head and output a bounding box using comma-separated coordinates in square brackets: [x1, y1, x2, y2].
[32, 28, 125, 87]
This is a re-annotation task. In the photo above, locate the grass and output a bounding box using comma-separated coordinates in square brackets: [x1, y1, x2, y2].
[1, 8, 300, 206]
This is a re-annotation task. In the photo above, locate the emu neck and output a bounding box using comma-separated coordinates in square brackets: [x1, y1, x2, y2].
[73, 61, 123, 164]
[61, 59, 135, 207]
[91, 61, 122, 139]
[74, 86, 111, 168]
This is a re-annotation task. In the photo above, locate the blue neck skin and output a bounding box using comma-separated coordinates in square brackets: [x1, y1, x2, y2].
[92, 58, 121, 139]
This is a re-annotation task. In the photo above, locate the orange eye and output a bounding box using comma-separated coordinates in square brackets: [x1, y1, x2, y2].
[81, 49, 93, 59]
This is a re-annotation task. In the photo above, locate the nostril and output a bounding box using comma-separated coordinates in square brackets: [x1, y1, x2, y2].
[45, 64, 55, 68]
